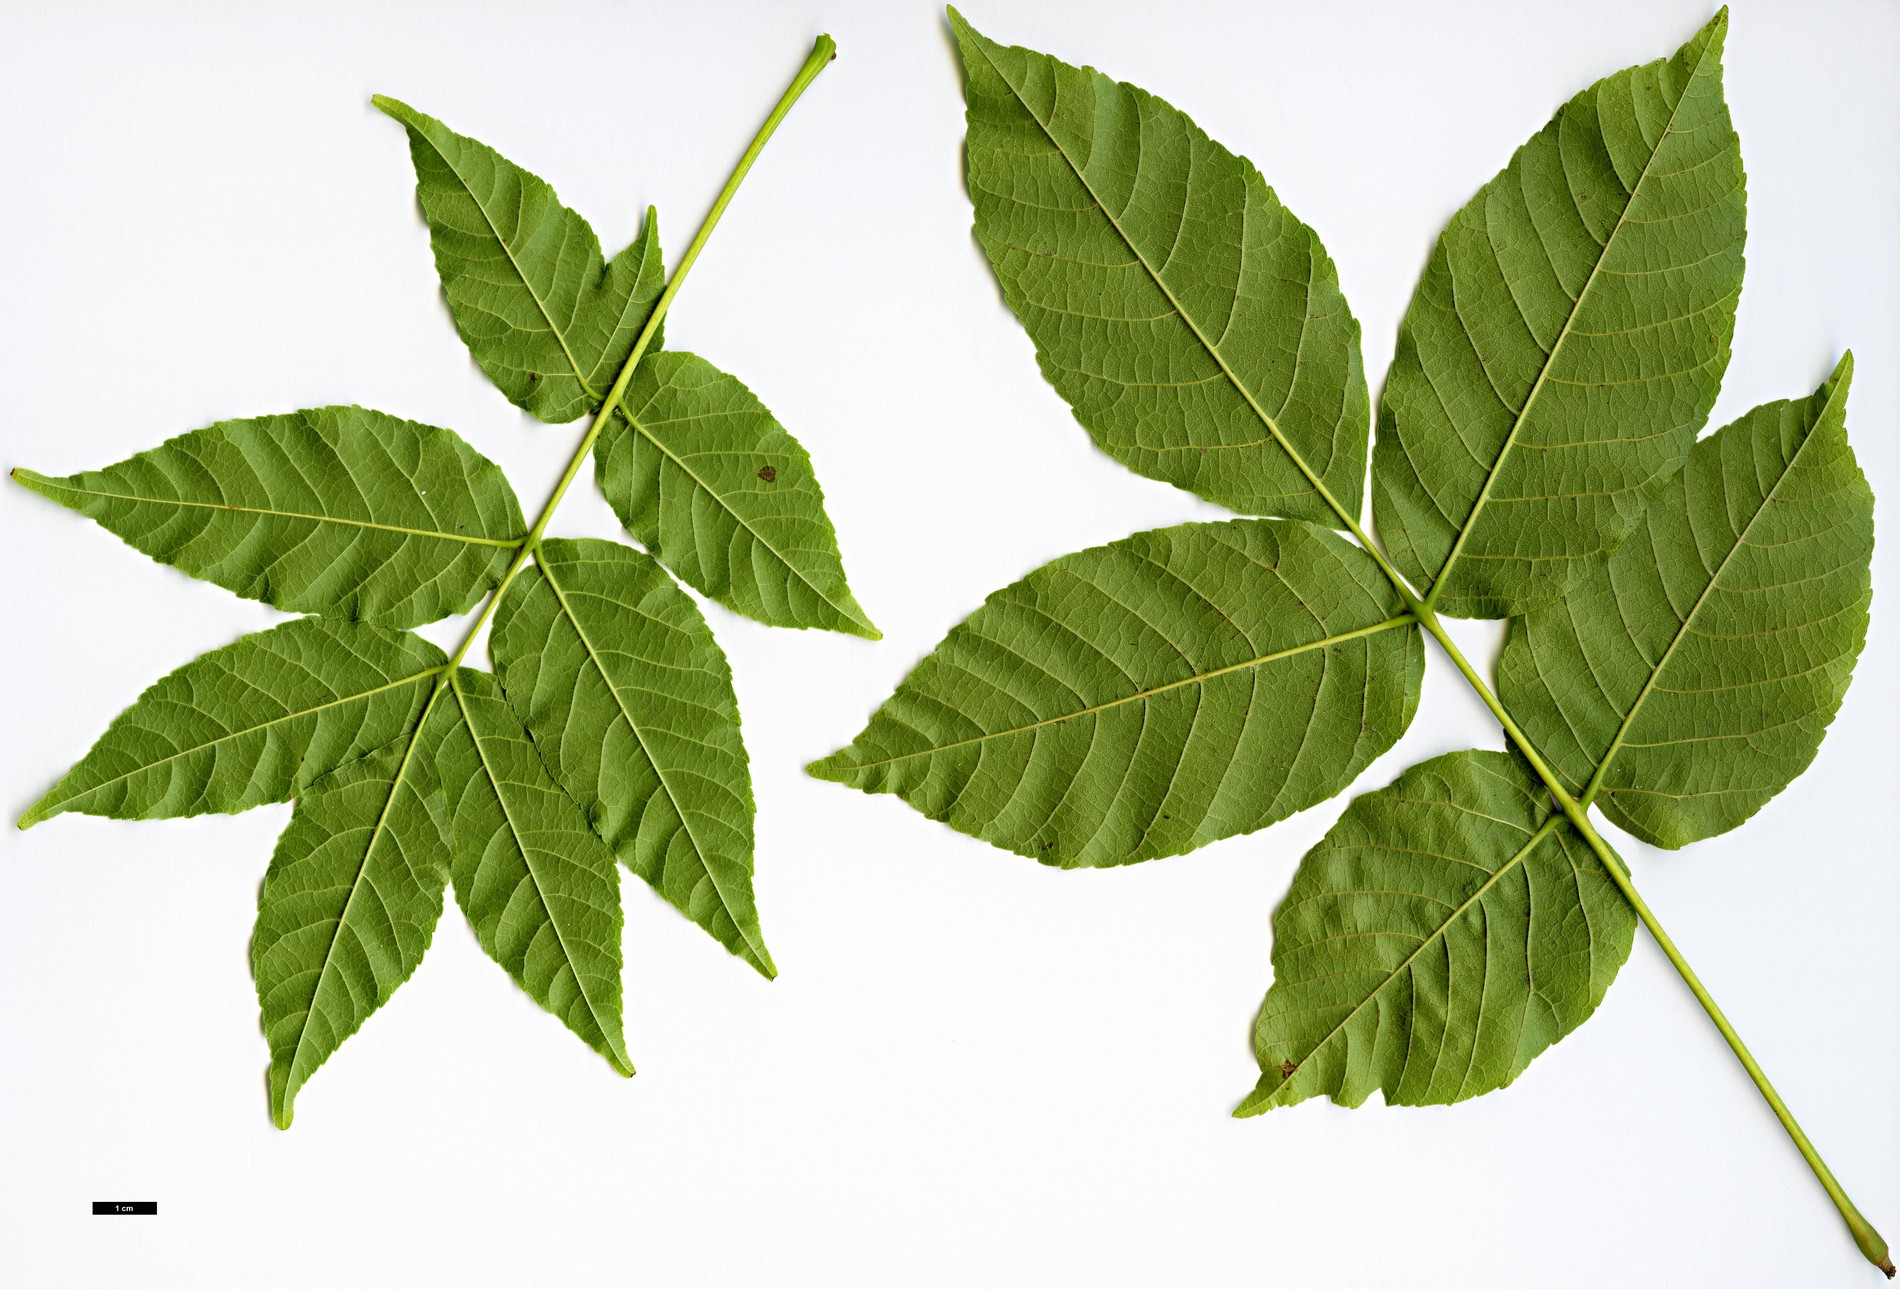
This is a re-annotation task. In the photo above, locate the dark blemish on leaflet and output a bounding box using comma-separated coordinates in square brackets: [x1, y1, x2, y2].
[758, 465, 778, 483]
[1279, 1060, 1297, 1079]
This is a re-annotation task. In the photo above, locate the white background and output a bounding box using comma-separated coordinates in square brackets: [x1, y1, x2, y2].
[1, 1, 1894, 1285]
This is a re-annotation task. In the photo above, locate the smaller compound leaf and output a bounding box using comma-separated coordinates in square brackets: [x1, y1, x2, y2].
[949, 9, 1369, 527]
[20, 618, 445, 828]
[375, 95, 665, 423]
[436, 667, 631, 1074]
[1371, 11, 1745, 619]
[1498, 355, 1872, 849]
[810, 519, 1423, 868]
[594, 350, 878, 638]
[12, 406, 524, 628]
[253, 694, 454, 1128]
[1238, 750, 1635, 1116]
[491, 537, 771, 976]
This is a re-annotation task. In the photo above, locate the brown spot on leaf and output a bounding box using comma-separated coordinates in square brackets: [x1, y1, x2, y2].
[758, 465, 777, 483]
[1279, 1060, 1297, 1079]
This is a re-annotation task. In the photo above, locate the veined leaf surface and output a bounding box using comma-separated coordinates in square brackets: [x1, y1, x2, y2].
[376, 96, 666, 423]
[595, 350, 877, 638]
[811, 519, 1423, 868]
[491, 538, 770, 976]
[948, 8, 1368, 526]
[1371, 12, 1745, 618]
[254, 703, 452, 1129]
[1498, 357, 1871, 848]
[437, 668, 630, 1073]
[12, 406, 524, 627]
[20, 619, 444, 828]
[1239, 751, 1635, 1115]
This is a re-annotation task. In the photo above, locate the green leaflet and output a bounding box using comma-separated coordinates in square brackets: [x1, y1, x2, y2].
[12, 406, 524, 628]
[812, 520, 1423, 868]
[947, 8, 1368, 527]
[1498, 357, 1871, 849]
[491, 538, 770, 976]
[1372, 12, 1745, 619]
[595, 351, 878, 638]
[1238, 751, 1635, 1115]
[20, 618, 444, 828]
[375, 96, 666, 424]
[254, 706, 453, 1130]
[437, 668, 631, 1073]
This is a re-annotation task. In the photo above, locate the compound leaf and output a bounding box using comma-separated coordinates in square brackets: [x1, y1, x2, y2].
[20, 618, 445, 828]
[254, 698, 453, 1128]
[1498, 355, 1871, 849]
[810, 519, 1423, 868]
[948, 8, 1368, 526]
[491, 538, 770, 976]
[375, 96, 666, 423]
[436, 668, 630, 1073]
[1238, 750, 1635, 1116]
[1372, 11, 1745, 619]
[595, 350, 877, 638]
[12, 406, 524, 628]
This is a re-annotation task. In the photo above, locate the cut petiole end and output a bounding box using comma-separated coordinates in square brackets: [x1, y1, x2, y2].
[1852, 1217, 1893, 1278]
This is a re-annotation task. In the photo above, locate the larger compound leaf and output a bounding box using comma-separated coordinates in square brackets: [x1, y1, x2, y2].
[491, 538, 770, 976]
[1371, 12, 1745, 618]
[375, 96, 666, 423]
[254, 697, 453, 1129]
[1498, 356, 1871, 849]
[810, 519, 1423, 868]
[1238, 751, 1635, 1115]
[20, 618, 445, 828]
[12, 406, 524, 627]
[594, 350, 878, 638]
[948, 9, 1368, 526]
[436, 668, 631, 1073]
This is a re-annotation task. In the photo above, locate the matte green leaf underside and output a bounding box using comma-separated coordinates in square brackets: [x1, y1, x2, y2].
[492, 538, 771, 976]
[12, 406, 524, 628]
[375, 95, 666, 424]
[948, 8, 1369, 527]
[596, 351, 878, 638]
[1372, 11, 1745, 619]
[1239, 751, 1635, 1115]
[811, 519, 1423, 868]
[437, 668, 630, 1073]
[255, 710, 452, 1129]
[1498, 356, 1870, 849]
[20, 618, 444, 828]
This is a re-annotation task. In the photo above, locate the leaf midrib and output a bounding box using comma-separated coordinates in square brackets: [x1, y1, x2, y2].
[23, 665, 445, 824]
[830, 615, 1415, 771]
[281, 679, 445, 1109]
[447, 674, 627, 1072]
[612, 400, 875, 635]
[15, 472, 523, 549]
[1424, 34, 1719, 606]
[1251, 811, 1566, 1113]
[537, 554, 772, 970]
[966, 32, 1353, 528]
[1579, 375, 1845, 804]
[397, 109, 596, 395]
